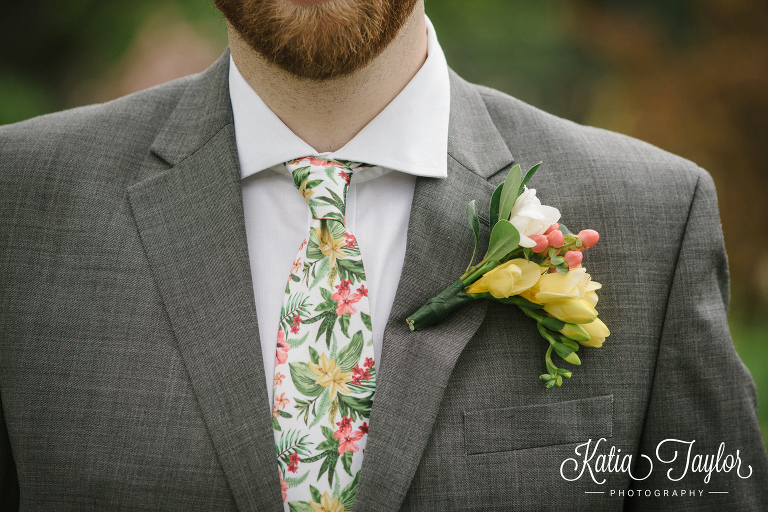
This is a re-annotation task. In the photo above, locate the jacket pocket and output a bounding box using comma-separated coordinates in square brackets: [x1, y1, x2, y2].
[463, 394, 613, 455]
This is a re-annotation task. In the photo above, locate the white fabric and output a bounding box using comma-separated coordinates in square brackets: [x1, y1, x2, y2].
[231, 16, 450, 404]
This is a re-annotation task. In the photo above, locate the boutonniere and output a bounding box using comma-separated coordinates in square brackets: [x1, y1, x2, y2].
[406, 163, 609, 388]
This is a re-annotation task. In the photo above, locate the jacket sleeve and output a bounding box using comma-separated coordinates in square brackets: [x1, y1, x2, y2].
[626, 169, 768, 510]
[0, 391, 19, 510]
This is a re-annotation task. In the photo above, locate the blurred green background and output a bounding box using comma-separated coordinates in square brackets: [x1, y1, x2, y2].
[2, 0, 767, 443]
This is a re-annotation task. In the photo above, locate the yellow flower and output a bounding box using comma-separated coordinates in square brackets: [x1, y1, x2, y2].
[309, 492, 346, 512]
[316, 226, 346, 267]
[309, 354, 352, 400]
[577, 318, 611, 347]
[543, 299, 597, 324]
[583, 281, 601, 308]
[299, 179, 314, 204]
[533, 267, 593, 304]
[465, 259, 544, 298]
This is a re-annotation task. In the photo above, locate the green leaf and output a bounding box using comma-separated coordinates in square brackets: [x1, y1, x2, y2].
[489, 182, 503, 227]
[321, 425, 336, 441]
[317, 439, 339, 452]
[272, 417, 281, 431]
[309, 258, 330, 289]
[292, 166, 310, 188]
[518, 162, 542, 196]
[465, 200, 480, 271]
[288, 502, 314, 512]
[550, 255, 565, 266]
[360, 312, 372, 331]
[336, 331, 364, 373]
[341, 450, 353, 476]
[318, 450, 339, 487]
[308, 390, 331, 429]
[284, 471, 310, 487]
[339, 313, 350, 338]
[288, 332, 309, 349]
[339, 472, 360, 511]
[310, 485, 322, 504]
[308, 346, 320, 365]
[498, 164, 522, 222]
[558, 223, 574, 236]
[277, 409, 293, 419]
[290, 362, 323, 397]
[337, 393, 373, 420]
[324, 166, 339, 184]
[484, 220, 520, 261]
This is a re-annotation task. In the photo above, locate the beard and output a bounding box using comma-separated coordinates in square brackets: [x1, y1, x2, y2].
[213, 0, 419, 80]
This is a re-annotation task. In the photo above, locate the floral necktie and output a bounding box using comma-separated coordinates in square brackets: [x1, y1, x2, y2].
[273, 157, 376, 512]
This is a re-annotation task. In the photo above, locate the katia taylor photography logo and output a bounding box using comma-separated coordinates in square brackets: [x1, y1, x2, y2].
[560, 438, 754, 498]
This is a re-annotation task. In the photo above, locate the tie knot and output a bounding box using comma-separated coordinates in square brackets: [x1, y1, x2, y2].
[285, 157, 367, 222]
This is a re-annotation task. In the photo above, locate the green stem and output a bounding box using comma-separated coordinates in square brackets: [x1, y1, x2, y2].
[406, 279, 475, 331]
[461, 260, 501, 286]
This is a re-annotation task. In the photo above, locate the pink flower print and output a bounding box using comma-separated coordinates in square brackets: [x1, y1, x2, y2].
[352, 285, 368, 301]
[299, 238, 307, 251]
[279, 470, 289, 502]
[359, 422, 369, 434]
[350, 374, 362, 386]
[291, 257, 302, 275]
[287, 451, 301, 474]
[275, 392, 289, 410]
[308, 157, 337, 167]
[275, 330, 289, 365]
[339, 169, 351, 186]
[334, 426, 364, 454]
[272, 404, 280, 418]
[332, 279, 352, 301]
[364, 357, 375, 369]
[336, 294, 360, 316]
[336, 416, 353, 431]
[290, 314, 302, 334]
[344, 232, 356, 249]
[274, 372, 285, 386]
[353, 364, 371, 382]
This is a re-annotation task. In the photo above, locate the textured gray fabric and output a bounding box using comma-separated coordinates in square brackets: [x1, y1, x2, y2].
[1, 52, 766, 511]
[463, 395, 613, 454]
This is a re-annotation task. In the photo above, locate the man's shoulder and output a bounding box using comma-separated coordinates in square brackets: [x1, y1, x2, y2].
[0, 74, 194, 189]
[474, 83, 707, 190]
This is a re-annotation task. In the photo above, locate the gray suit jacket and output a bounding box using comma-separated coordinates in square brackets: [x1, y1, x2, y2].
[1, 52, 766, 511]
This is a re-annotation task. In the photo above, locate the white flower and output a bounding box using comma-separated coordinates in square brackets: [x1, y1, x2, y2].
[508, 187, 561, 248]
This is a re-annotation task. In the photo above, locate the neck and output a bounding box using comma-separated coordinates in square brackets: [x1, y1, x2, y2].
[228, 3, 427, 153]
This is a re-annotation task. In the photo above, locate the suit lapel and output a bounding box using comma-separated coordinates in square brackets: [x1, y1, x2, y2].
[127, 54, 283, 512]
[354, 71, 514, 511]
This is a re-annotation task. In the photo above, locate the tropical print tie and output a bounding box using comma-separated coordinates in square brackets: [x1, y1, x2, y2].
[273, 157, 376, 512]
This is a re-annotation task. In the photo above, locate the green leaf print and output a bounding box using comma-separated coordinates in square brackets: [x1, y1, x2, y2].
[339, 313, 351, 338]
[336, 331, 363, 373]
[337, 393, 373, 421]
[339, 473, 360, 511]
[290, 362, 323, 397]
[341, 451, 353, 476]
[292, 166, 310, 189]
[360, 312, 372, 331]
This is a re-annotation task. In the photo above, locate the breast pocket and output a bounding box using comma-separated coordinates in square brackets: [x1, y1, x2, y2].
[463, 394, 613, 455]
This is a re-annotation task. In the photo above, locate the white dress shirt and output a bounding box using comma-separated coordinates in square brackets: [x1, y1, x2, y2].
[230, 17, 450, 404]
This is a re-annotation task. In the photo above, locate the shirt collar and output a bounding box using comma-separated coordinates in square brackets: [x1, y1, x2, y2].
[229, 15, 450, 183]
